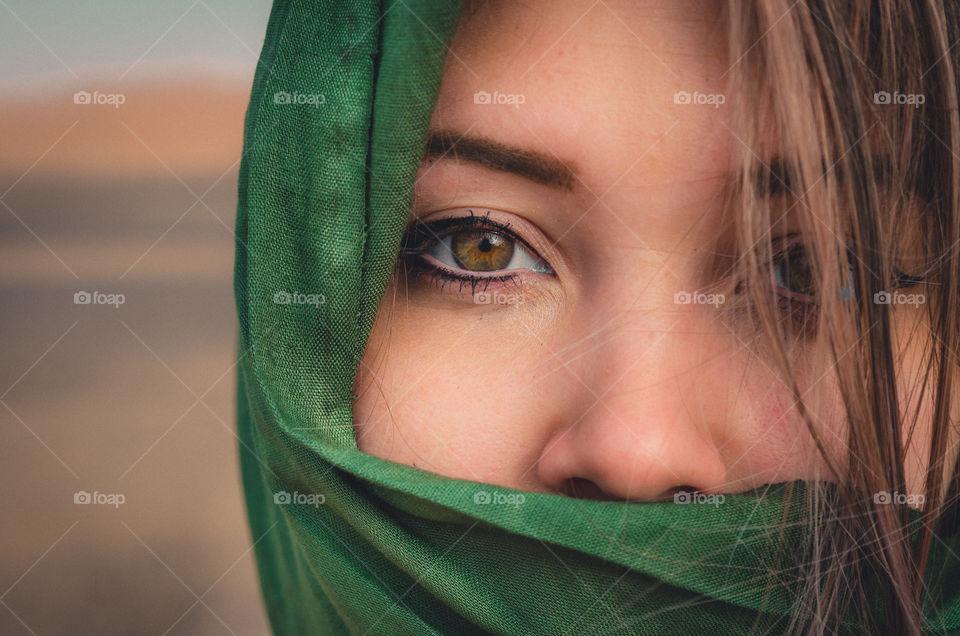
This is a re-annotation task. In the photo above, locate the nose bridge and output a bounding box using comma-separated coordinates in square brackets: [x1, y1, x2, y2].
[536, 303, 729, 500]
[577, 293, 714, 409]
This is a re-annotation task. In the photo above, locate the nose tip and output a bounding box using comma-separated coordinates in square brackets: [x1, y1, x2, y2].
[537, 423, 728, 503]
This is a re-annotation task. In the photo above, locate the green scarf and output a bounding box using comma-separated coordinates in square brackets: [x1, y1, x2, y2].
[234, 1, 960, 633]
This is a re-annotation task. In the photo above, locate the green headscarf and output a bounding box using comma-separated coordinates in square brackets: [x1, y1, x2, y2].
[234, 1, 960, 633]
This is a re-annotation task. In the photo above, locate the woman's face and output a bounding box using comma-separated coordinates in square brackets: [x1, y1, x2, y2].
[352, 0, 935, 500]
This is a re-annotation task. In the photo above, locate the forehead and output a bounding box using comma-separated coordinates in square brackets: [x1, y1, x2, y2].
[430, 0, 736, 210]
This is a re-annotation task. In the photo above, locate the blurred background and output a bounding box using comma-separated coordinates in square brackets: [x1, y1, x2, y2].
[0, 1, 274, 633]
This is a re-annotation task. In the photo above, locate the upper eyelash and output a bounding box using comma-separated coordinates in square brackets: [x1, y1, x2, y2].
[398, 212, 544, 296]
[400, 210, 547, 265]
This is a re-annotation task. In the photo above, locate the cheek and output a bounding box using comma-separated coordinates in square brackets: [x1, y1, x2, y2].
[895, 342, 941, 494]
[720, 369, 848, 486]
[352, 300, 550, 485]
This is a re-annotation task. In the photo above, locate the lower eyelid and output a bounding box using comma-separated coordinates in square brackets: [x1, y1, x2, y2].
[773, 276, 815, 303]
[417, 252, 520, 280]
[401, 247, 559, 306]
[412, 265, 524, 300]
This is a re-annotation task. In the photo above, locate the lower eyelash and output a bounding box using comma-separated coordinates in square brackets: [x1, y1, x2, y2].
[402, 256, 522, 297]
[776, 292, 817, 326]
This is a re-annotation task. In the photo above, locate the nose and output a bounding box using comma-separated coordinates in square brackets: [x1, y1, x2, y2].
[537, 410, 728, 501]
[535, 317, 729, 502]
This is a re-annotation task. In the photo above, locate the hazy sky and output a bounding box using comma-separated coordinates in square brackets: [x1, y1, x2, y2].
[0, 0, 273, 91]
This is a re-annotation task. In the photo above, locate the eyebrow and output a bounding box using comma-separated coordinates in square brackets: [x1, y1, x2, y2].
[424, 133, 895, 199]
[424, 130, 576, 190]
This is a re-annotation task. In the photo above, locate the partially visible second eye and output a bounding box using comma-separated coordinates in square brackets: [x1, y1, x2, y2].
[772, 241, 856, 323]
[774, 243, 817, 299]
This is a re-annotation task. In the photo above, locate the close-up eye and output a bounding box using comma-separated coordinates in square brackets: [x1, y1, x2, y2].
[769, 238, 857, 326]
[773, 240, 856, 302]
[400, 210, 554, 295]
[773, 242, 818, 301]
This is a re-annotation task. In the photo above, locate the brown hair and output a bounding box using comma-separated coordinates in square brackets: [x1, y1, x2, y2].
[725, 1, 960, 632]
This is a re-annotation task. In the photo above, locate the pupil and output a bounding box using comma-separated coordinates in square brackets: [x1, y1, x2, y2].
[784, 247, 814, 295]
[450, 229, 514, 271]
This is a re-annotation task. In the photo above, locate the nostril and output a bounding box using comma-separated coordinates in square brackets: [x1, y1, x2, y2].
[561, 480, 709, 503]
[563, 478, 621, 502]
[660, 485, 701, 502]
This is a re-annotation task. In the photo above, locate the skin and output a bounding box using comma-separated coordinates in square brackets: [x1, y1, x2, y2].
[351, 0, 944, 502]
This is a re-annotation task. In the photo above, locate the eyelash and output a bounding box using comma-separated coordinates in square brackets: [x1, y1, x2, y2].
[399, 211, 554, 296]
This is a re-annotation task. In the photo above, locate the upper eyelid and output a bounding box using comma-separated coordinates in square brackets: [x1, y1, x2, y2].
[772, 236, 925, 286]
[770, 234, 852, 268]
[405, 214, 550, 264]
